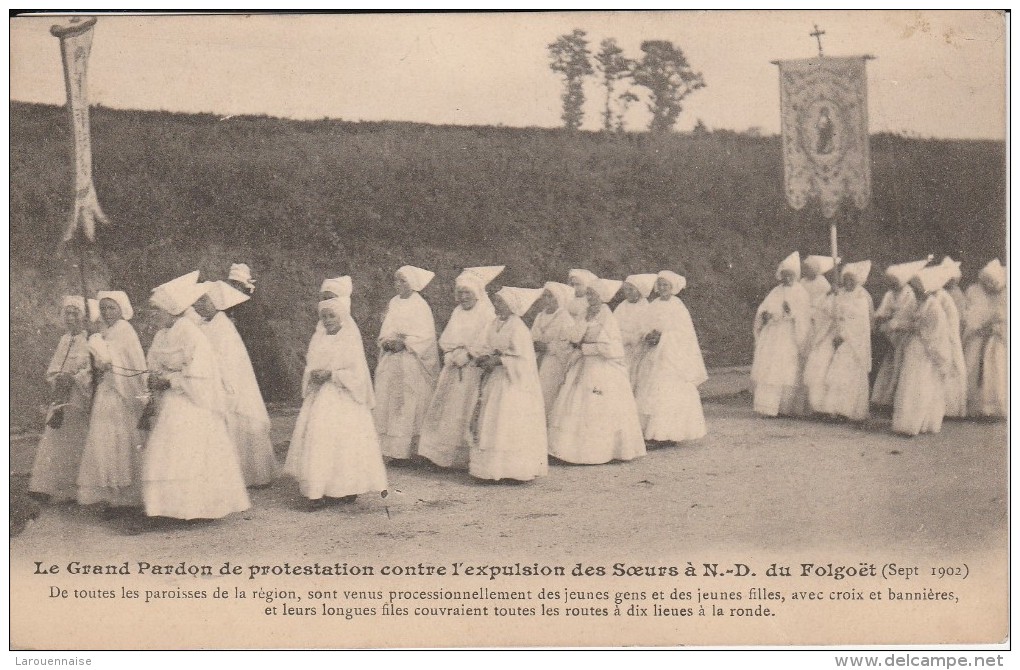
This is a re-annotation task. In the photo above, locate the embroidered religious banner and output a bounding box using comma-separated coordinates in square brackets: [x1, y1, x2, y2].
[51, 17, 109, 242]
[778, 56, 871, 218]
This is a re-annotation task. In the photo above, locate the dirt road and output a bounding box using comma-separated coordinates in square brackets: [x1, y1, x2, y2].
[11, 384, 1006, 564]
[9, 373, 1008, 648]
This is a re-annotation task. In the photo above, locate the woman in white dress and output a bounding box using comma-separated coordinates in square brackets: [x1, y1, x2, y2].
[963, 259, 1007, 418]
[195, 281, 279, 487]
[531, 281, 578, 416]
[374, 265, 441, 461]
[548, 278, 646, 464]
[29, 296, 94, 503]
[634, 271, 708, 443]
[313, 276, 353, 336]
[750, 251, 811, 417]
[139, 272, 250, 524]
[614, 273, 657, 389]
[469, 287, 549, 482]
[418, 266, 502, 469]
[799, 255, 837, 412]
[811, 261, 874, 422]
[871, 258, 932, 409]
[566, 269, 599, 320]
[892, 269, 953, 436]
[801, 256, 834, 301]
[929, 260, 968, 419]
[939, 257, 968, 326]
[285, 292, 388, 508]
[77, 291, 148, 512]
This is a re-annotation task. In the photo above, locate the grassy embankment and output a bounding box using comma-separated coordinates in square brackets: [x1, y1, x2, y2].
[10, 102, 1006, 428]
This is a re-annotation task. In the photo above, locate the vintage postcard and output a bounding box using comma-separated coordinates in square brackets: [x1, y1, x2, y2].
[8, 9, 1008, 655]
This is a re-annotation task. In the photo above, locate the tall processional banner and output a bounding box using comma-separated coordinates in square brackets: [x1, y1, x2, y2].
[51, 17, 109, 242]
[778, 56, 871, 218]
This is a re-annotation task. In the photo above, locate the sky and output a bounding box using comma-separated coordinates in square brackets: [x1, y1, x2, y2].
[8, 10, 1008, 139]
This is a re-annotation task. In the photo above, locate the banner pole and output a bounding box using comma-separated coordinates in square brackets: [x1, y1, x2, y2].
[830, 219, 839, 266]
[830, 216, 840, 288]
[52, 16, 102, 405]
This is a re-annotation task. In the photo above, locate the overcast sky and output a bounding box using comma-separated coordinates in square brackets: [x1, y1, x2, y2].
[9, 10, 1007, 139]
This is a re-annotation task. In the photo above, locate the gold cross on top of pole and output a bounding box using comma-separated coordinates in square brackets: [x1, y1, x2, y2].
[810, 24, 826, 57]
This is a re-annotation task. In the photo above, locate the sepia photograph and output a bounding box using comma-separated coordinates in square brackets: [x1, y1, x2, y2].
[7, 9, 1009, 657]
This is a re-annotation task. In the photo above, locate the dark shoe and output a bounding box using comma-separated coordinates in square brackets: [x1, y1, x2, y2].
[101, 506, 134, 521]
[304, 497, 329, 512]
[122, 516, 155, 535]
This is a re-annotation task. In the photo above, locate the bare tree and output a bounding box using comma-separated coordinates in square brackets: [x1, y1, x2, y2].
[547, 29, 594, 131]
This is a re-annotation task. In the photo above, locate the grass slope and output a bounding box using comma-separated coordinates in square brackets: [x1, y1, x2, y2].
[10, 102, 1006, 428]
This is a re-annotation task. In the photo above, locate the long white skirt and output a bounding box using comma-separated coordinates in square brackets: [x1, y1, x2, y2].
[417, 363, 482, 469]
[226, 410, 278, 487]
[537, 351, 572, 417]
[803, 339, 835, 413]
[634, 355, 706, 442]
[638, 382, 707, 442]
[965, 334, 1006, 418]
[30, 387, 90, 503]
[470, 368, 548, 481]
[142, 391, 250, 519]
[942, 365, 968, 419]
[374, 351, 435, 459]
[817, 345, 870, 421]
[751, 321, 806, 417]
[871, 341, 905, 408]
[892, 337, 945, 436]
[285, 383, 388, 499]
[77, 381, 144, 507]
[622, 343, 644, 391]
[548, 357, 646, 464]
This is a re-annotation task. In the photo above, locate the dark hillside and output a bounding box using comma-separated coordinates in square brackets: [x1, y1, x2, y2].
[9, 102, 1006, 427]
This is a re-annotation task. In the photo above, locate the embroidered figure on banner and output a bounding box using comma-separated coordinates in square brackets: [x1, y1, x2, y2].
[777, 56, 872, 218]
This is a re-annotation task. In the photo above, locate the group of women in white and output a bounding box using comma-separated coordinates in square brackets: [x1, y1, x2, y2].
[750, 251, 1007, 437]
[30, 262, 710, 522]
[358, 264, 707, 483]
[29, 247, 1003, 526]
[29, 265, 276, 527]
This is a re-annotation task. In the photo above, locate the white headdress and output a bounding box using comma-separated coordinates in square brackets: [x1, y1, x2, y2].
[979, 259, 1006, 290]
[396, 265, 436, 292]
[96, 290, 134, 320]
[542, 281, 575, 312]
[61, 295, 99, 321]
[203, 281, 251, 311]
[841, 260, 872, 285]
[320, 276, 353, 298]
[496, 287, 544, 317]
[656, 270, 687, 295]
[804, 255, 838, 274]
[938, 256, 962, 280]
[568, 269, 598, 290]
[624, 274, 658, 299]
[776, 251, 801, 280]
[886, 257, 932, 286]
[914, 267, 948, 294]
[455, 265, 504, 298]
[318, 296, 351, 319]
[150, 271, 205, 315]
[228, 263, 255, 291]
[591, 278, 622, 303]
